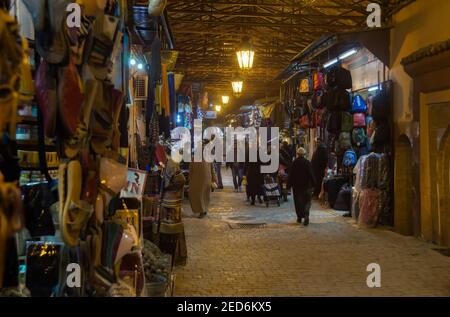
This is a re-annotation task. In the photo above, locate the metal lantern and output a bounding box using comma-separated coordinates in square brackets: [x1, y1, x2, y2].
[236, 36, 255, 71]
[221, 95, 230, 105]
[231, 73, 244, 97]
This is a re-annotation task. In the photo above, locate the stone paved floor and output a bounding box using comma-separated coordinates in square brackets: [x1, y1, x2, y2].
[173, 169, 450, 297]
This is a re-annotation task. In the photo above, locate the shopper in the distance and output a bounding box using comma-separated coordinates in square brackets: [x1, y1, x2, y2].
[288, 147, 316, 226]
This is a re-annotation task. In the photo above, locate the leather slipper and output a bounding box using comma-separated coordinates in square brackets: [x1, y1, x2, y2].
[61, 160, 93, 247]
[64, 79, 99, 159]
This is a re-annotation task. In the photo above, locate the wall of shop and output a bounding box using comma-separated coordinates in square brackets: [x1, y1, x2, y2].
[390, 0, 450, 245]
[390, 0, 450, 128]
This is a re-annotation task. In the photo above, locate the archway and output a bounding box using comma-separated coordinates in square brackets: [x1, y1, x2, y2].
[394, 134, 414, 236]
[437, 126, 450, 247]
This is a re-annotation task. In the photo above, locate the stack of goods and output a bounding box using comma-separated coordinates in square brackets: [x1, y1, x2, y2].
[297, 70, 326, 132]
[26, 0, 127, 284]
[142, 239, 172, 297]
[4, 0, 165, 297]
[352, 153, 390, 227]
[322, 66, 354, 167]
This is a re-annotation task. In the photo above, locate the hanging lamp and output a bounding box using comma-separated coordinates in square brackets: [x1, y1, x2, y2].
[221, 95, 230, 105]
[236, 36, 255, 71]
[231, 73, 244, 97]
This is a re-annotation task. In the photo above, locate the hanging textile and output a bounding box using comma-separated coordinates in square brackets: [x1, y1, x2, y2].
[168, 72, 176, 124]
[151, 35, 162, 83]
[161, 64, 170, 118]
[146, 64, 155, 136]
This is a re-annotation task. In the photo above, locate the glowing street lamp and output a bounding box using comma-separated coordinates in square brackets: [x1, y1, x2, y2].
[215, 105, 222, 112]
[221, 95, 230, 105]
[236, 36, 255, 71]
[231, 73, 244, 97]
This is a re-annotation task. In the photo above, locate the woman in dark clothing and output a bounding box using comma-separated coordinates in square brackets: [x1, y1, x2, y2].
[311, 143, 329, 198]
[245, 160, 264, 205]
[288, 147, 316, 226]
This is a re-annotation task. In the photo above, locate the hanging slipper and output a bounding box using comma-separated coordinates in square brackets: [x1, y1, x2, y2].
[84, 213, 103, 272]
[79, 0, 108, 17]
[61, 160, 93, 247]
[90, 84, 124, 155]
[80, 147, 98, 205]
[18, 37, 35, 103]
[57, 58, 84, 139]
[0, 83, 16, 137]
[0, 173, 23, 287]
[64, 79, 98, 159]
[57, 162, 67, 230]
[97, 157, 128, 211]
[113, 224, 137, 265]
[88, 14, 120, 81]
[35, 59, 58, 138]
[22, 0, 71, 64]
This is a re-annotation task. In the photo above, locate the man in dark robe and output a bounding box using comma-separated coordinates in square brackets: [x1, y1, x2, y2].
[288, 147, 316, 226]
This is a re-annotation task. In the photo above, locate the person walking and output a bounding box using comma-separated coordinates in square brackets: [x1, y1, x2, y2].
[288, 147, 316, 226]
[189, 160, 216, 218]
[245, 158, 264, 205]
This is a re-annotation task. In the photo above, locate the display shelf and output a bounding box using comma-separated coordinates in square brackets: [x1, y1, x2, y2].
[18, 115, 38, 124]
[20, 166, 59, 171]
[16, 139, 57, 148]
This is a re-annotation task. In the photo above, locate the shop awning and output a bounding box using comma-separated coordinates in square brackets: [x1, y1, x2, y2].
[277, 28, 391, 80]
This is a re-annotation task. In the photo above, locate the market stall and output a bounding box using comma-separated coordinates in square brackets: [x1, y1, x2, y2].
[278, 28, 394, 227]
[0, 0, 183, 297]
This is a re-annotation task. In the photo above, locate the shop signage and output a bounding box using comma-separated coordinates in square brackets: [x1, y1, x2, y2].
[204, 111, 217, 119]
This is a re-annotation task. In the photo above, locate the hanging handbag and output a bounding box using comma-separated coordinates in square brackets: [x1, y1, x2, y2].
[25, 241, 63, 297]
[352, 128, 366, 147]
[299, 77, 312, 93]
[22, 183, 57, 237]
[326, 111, 341, 134]
[299, 114, 311, 129]
[337, 88, 352, 111]
[57, 58, 84, 138]
[312, 90, 324, 109]
[341, 112, 353, 132]
[353, 113, 366, 128]
[312, 109, 325, 128]
[352, 94, 367, 113]
[313, 71, 324, 90]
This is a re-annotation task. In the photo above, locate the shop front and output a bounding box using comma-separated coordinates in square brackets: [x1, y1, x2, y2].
[278, 28, 394, 228]
[0, 0, 187, 297]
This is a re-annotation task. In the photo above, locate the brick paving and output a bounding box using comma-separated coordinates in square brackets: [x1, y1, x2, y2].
[174, 169, 450, 297]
